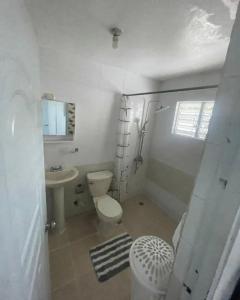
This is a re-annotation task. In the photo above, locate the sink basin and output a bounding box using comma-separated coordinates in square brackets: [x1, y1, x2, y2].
[45, 167, 79, 234]
[45, 167, 79, 188]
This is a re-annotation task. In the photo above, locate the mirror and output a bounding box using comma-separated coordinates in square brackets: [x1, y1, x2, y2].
[42, 99, 75, 141]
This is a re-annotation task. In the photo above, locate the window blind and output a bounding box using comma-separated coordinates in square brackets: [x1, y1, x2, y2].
[172, 101, 214, 140]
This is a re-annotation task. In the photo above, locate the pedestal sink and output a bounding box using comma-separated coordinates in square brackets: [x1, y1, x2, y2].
[45, 167, 79, 234]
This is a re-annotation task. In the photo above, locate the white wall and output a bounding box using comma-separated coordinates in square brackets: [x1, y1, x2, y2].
[41, 47, 160, 169]
[145, 71, 221, 221]
[151, 70, 221, 177]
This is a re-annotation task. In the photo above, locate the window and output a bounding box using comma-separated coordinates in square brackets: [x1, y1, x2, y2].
[172, 101, 214, 140]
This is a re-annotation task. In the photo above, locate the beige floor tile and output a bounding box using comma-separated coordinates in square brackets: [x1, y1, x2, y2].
[76, 271, 105, 300]
[50, 245, 75, 291]
[66, 212, 98, 242]
[48, 230, 70, 252]
[72, 251, 94, 277]
[97, 223, 128, 243]
[123, 196, 176, 243]
[75, 269, 130, 300]
[49, 195, 177, 299]
[71, 233, 102, 256]
[103, 268, 131, 300]
[52, 280, 80, 300]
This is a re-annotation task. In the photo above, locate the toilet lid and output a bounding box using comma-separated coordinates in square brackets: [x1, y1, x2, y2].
[97, 195, 122, 218]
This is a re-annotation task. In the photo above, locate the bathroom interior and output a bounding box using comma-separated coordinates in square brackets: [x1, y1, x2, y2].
[2, 0, 240, 300]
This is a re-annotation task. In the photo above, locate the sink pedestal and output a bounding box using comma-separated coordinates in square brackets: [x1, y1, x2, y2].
[45, 167, 79, 234]
[52, 186, 65, 234]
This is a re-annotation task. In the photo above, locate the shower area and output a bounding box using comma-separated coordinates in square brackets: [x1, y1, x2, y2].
[114, 84, 218, 202]
[115, 94, 169, 202]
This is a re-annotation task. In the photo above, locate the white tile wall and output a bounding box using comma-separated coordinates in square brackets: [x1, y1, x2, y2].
[149, 71, 220, 177]
[145, 179, 187, 222]
[145, 71, 221, 222]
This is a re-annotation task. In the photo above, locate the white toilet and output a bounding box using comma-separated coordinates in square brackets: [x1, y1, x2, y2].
[87, 170, 123, 234]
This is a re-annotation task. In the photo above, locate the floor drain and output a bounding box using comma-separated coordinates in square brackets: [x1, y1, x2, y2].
[139, 201, 144, 206]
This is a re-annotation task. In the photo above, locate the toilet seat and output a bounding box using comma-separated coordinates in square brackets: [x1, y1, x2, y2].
[94, 195, 122, 223]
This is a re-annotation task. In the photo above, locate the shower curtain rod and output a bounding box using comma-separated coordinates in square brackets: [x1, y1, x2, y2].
[122, 84, 219, 97]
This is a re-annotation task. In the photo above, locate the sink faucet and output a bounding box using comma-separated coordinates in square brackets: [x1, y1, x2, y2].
[50, 165, 63, 172]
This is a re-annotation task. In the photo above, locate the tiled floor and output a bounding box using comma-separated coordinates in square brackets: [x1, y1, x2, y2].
[49, 195, 177, 300]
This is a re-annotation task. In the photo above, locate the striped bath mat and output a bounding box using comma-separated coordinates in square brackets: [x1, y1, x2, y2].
[89, 232, 133, 282]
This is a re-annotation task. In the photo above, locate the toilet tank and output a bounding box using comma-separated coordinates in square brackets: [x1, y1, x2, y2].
[87, 170, 113, 197]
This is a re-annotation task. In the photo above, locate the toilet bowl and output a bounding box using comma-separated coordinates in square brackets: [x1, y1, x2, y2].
[94, 194, 122, 223]
[87, 171, 122, 230]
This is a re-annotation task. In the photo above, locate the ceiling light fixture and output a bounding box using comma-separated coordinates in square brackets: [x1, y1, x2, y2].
[110, 27, 122, 49]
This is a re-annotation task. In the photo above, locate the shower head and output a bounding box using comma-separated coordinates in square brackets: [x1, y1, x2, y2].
[155, 105, 170, 113]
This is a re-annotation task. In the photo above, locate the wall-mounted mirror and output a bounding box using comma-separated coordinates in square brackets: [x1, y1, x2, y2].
[42, 98, 75, 142]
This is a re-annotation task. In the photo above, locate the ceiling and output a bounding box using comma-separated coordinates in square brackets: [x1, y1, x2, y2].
[26, 0, 239, 79]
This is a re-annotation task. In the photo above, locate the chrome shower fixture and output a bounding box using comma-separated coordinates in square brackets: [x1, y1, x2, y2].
[143, 100, 170, 128]
[134, 99, 170, 173]
[110, 27, 122, 49]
